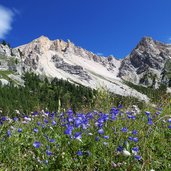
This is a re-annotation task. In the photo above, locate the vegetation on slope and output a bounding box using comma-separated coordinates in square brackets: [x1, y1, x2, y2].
[0, 72, 146, 116]
[124, 81, 169, 103]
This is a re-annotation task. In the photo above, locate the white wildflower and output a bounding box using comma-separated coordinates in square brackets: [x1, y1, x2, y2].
[123, 149, 131, 156]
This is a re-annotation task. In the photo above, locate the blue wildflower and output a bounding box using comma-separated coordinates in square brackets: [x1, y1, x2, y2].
[74, 132, 82, 139]
[133, 137, 138, 143]
[75, 118, 82, 127]
[44, 119, 48, 124]
[68, 117, 73, 123]
[131, 116, 136, 120]
[128, 136, 133, 141]
[103, 135, 109, 139]
[34, 128, 38, 133]
[46, 150, 52, 156]
[95, 136, 100, 141]
[18, 128, 22, 133]
[52, 120, 56, 126]
[7, 130, 11, 137]
[13, 117, 18, 122]
[118, 104, 123, 108]
[111, 114, 117, 120]
[168, 118, 171, 123]
[127, 114, 133, 119]
[1, 116, 6, 121]
[33, 141, 41, 148]
[135, 155, 142, 160]
[67, 109, 73, 115]
[121, 127, 128, 132]
[132, 130, 138, 135]
[49, 139, 55, 143]
[145, 111, 150, 116]
[132, 147, 139, 152]
[98, 128, 104, 134]
[82, 124, 88, 130]
[77, 150, 83, 156]
[102, 114, 109, 121]
[117, 146, 123, 152]
[110, 108, 119, 115]
[37, 122, 41, 126]
[148, 117, 153, 125]
[97, 118, 104, 124]
[64, 125, 73, 136]
[156, 111, 161, 115]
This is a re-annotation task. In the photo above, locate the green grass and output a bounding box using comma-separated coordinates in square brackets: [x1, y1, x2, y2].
[0, 102, 170, 170]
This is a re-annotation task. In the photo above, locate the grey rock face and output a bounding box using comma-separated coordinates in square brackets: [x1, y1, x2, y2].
[0, 44, 11, 56]
[119, 37, 171, 87]
[161, 59, 171, 86]
[51, 55, 91, 81]
[0, 44, 20, 72]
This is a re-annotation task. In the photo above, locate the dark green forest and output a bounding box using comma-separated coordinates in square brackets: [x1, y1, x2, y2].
[0, 73, 97, 115]
[0, 72, 168, 116]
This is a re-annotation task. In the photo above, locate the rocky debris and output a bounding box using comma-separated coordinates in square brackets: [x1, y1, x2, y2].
[51, 55, 91, 81]
[0, 60, 8, 70]
[161, 59, 171, 86]
[11, 48, 21, 58]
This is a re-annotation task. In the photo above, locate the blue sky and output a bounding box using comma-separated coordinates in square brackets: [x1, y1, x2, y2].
[0, 0, 171, 58]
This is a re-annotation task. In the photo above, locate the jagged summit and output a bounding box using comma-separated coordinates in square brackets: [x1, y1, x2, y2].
[119, 36, 171, 87]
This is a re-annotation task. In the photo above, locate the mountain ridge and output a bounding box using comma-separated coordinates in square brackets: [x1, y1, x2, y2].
[1, 35, 170, 102]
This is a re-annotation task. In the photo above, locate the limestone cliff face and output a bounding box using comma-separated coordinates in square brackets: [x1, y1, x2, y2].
[16, 36, 120, 75]
[119, 37, 171, 87]
[14, 36, 121, 83]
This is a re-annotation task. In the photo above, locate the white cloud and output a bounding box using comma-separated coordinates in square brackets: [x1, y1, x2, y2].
[0, 5, 14, 39]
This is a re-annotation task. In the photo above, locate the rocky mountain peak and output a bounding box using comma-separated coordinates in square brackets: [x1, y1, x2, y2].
[119, 37, 171, 87]
[34, 35, 50, 43]
[139, 36, 154, 45]
[133, 36, 158, 55]
[134, 36, 169, 56]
